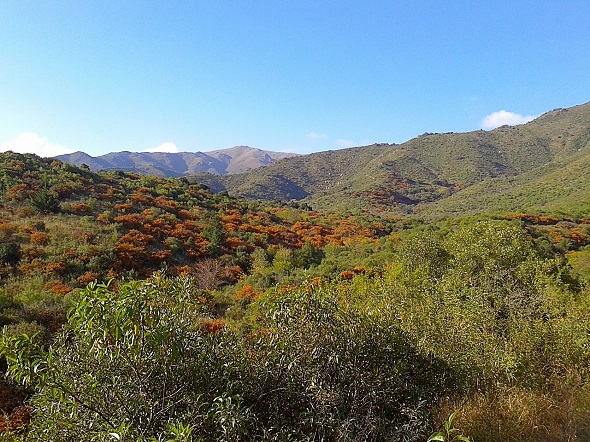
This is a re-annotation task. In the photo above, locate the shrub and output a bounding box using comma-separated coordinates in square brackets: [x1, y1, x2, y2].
[29, 232, 50, 246]
[0, 243, 20, 266]
[0, 276, 455, 441]
[28, 190, 60, 214]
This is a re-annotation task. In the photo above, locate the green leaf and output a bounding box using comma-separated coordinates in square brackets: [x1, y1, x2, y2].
[427, 432, 446, 442]
[444, 409, 458, 432]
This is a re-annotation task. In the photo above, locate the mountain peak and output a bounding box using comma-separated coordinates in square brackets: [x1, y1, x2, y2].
[56, 146, 298, 177]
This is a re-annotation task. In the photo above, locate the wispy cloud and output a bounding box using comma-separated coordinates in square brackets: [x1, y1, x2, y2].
[481, 110, 537, 130]
[144, 142, 180, 153]
[0, 132, 74, 157]
[307, 132, 328, 140]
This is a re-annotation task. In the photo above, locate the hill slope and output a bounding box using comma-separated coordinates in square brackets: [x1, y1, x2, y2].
[193, 102, 590, 216]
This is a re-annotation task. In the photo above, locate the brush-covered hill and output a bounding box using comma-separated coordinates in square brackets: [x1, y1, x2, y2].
[193, 102, 590, 217]
[0, 151, 392, 299]
[56, 146, 298, 177]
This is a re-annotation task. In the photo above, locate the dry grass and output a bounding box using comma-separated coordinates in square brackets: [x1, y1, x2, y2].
[437, 384, 590, 442]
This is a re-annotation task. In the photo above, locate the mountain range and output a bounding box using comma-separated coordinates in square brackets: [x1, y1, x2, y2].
[56, 146, 298, 177]
[192, 101, 590, 217]
[56, 101, 590, 218]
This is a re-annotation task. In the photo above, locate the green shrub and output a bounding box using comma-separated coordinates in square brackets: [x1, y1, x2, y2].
[0, 276, 455, 441]
[28, 190, 60, 214]
[0, 242, 21, 266]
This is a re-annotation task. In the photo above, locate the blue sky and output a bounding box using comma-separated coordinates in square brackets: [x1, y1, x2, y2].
[1, 1, 589, 157]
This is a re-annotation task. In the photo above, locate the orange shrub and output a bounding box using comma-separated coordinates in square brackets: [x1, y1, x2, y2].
[129, 191, 154, 205]
[153, 196, 180, 212]
[77, 271, 100, 285]
[114, 214, 144, 229]
[5, 184, 30, 201]
[96, 212, 112, 224]
[222, 265, 244, 284]
[119, 229, 155, 245]
[235, 284, 260, 301]
[21, 247, 43, 260]
[0, 404, 32, 434]
[29, 231, 51, 245]
[114, 242, 148, 266]
[45, 261, 67, 276]
[202, 319, 225, 334]
[340, 270, 355, 280]
[150, 250, 172, 263]
[178, 209, 199, 220]
[173, 265, 192, 276]
[43, 280, 72, 295]
[72, 203, 93, 214]
[0, 222, 18, 239]
[113, 203, 135, 213]
[18, 260, 45, 276]
[306, 277, 322, 289]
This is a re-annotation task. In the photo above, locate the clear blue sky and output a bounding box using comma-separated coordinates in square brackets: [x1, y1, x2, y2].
[1, 1, 589, 157]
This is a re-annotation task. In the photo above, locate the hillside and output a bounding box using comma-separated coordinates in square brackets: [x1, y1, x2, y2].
[193, 102, 590, 216]
[56, 146, 298, 177]
[2, 153, 590, 440]
[0, 151, 395, 306]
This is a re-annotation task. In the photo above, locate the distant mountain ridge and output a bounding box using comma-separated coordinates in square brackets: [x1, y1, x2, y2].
[56, 146, 298, 177]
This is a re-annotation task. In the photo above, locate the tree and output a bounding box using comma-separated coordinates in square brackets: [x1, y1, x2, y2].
[192, 258, 226, 290]
[28, 189, 60, 214]
[203, 216, 226, 257]
[0, 242, 21, 266]
[295, 239, 325, 268]
[0, 276, 456, 441]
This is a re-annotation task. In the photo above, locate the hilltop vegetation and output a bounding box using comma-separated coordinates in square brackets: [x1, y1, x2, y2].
[0, 151, 398, 344]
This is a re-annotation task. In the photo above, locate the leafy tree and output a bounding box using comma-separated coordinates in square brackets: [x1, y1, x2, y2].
[0, 242, 21, 266]
[203, 216, 226, 257]
[0, 277, 237, 440]
[0, 276, 457, 441]
[28, 190, 60, 214]
[294, 239, 325, 268]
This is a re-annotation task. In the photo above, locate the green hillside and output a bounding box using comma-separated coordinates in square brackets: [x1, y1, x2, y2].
[194, 101, 590, 217]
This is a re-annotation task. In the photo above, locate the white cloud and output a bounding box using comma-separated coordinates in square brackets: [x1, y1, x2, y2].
[144, 142, 180, 153]
[481, 110, 537, 130]
[0, 132, 74, 157]
[307, 132, 328, 140]
[336, 139, 355, 148]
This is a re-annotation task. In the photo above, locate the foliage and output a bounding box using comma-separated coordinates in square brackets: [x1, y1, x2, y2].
[427, 410, 470, 442]
[28, 190, 60, 214]
[1, 277, 224, 440]
[382, 221, 590, 392]
[0, 277, 454, 441]
[0, 243, 21, 266]
[2, 150, 590, 440]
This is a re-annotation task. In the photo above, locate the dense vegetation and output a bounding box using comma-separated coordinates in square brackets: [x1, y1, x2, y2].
[0, 143, 590, 440]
